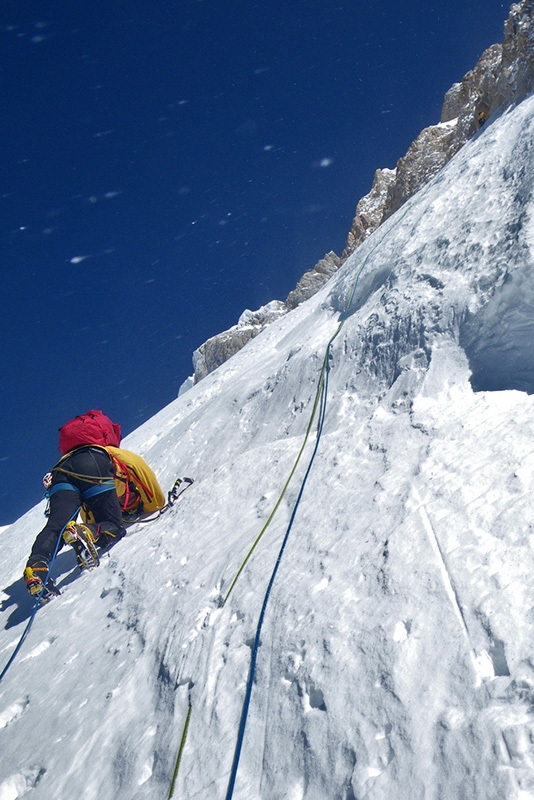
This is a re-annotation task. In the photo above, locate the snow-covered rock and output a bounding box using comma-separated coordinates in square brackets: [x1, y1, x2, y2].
[343, 168, 397, 255]
[2, 78, 534, 800]
[346, 0, 534, 256]
[191, 300, 287, 383]
[190, 1, 534, 384]
[285, 251, 343, 310]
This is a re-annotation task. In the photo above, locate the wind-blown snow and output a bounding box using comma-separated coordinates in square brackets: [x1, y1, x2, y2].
[2, 96, 534, 800]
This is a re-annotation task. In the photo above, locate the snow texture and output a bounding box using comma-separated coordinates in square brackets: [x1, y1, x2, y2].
[2, 95, 534, 799]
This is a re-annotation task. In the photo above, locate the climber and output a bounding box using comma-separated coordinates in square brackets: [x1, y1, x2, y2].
[476, 94, 490, 128]
[23, 410, 164, 600]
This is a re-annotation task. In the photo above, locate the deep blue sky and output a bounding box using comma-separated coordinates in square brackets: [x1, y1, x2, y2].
[1, 0, 508, 524]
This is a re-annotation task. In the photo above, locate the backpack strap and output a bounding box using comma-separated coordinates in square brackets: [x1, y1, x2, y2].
[109, 454, 155, 506]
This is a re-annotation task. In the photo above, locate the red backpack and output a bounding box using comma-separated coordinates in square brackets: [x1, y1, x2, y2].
[58, 410, 122, 455]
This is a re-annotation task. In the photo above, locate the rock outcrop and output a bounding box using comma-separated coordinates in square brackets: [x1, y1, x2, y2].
[192, 301, 287, 383]
[343, 168, 397, 256]
[187, 0, 534, 387]
[345, 0, 534, 252]
[285, 251, 342, 310]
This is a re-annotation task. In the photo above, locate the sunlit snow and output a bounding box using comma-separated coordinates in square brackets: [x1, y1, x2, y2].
[2, 96, 534, 799]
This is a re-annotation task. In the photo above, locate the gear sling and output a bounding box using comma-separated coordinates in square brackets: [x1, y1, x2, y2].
[51, 445, 166, 522]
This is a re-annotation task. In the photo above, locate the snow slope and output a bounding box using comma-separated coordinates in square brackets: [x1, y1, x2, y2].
[2, 95, 534, 800]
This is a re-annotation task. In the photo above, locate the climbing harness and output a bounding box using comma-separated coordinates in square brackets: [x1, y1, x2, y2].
[44, 466, 116, 517]
[0, 507, 82, 684]
[44, 462, 193, 523]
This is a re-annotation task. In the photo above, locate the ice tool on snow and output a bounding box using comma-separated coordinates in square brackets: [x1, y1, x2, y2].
[168, 477, 194, 506]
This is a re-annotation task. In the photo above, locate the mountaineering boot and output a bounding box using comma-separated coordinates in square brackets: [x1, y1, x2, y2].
[24, 560, 60, 601]
[63, 522, 100, 569]
[94, 527, 125, 551]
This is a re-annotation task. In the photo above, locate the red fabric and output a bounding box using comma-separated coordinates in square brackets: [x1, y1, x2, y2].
[58, 410, 122, 455]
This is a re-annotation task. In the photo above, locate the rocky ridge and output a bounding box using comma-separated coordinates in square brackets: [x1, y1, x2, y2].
[189, 0, 534, 387]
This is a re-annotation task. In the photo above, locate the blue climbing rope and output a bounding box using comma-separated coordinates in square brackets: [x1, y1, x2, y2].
[225, 341, 332, 798]
[224, 204, 416, 797]
[0, 507, 81, 684]
[169, 203, 418, 797]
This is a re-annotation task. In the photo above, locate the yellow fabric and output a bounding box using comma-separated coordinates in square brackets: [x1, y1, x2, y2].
[104, 445, 166, 513]
[79, 446, 165, 522]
